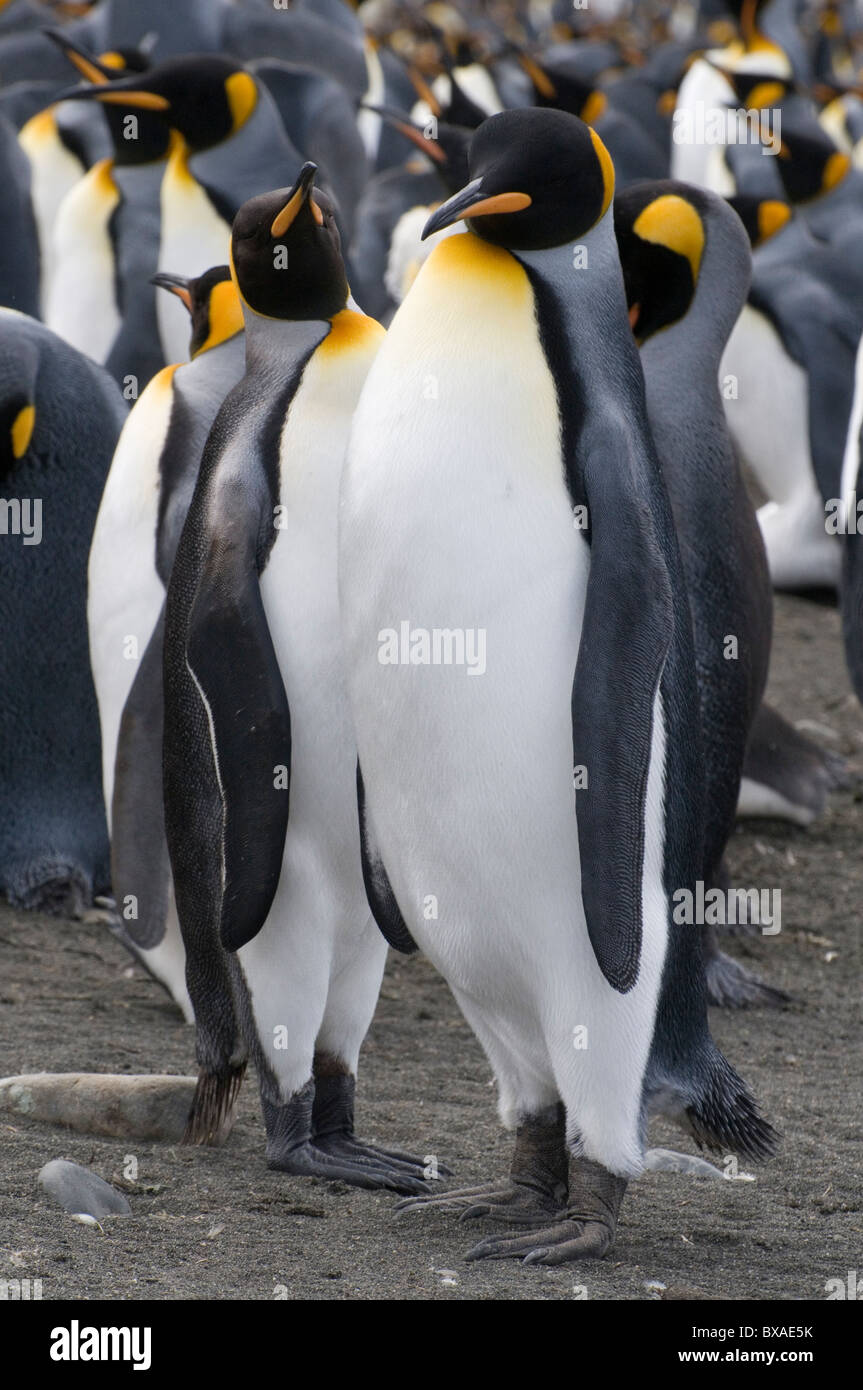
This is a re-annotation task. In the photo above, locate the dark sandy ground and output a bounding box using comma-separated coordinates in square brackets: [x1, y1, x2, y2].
[1, 594, 861, 1302]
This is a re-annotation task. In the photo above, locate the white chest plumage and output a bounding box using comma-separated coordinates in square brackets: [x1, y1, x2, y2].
[340, 233, 670, 1174]
[341, 234, 584, 955]
[46, 160, 122, 364]
[157, 155, 231, 364]
[87, 365, 176, 823]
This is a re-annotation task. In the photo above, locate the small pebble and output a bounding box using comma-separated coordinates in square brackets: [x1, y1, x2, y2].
[38, 1158, 131, 1218]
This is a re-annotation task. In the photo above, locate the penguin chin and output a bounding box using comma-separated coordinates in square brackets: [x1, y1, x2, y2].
[235, 242, 348, 322]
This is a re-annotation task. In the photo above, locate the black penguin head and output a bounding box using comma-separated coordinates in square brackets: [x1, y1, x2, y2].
[55, 55, 259, 152]
[614, 182, 711, 344]
[421, 108, 615, 251]
[44, 26, 169, 162]
[152, 266, 243, 358]
[775, 127, 851, 202]
[726, 193, 792, 247]
[230, 165, 349, 321]
[404, 59, 489, 130]
[711, 63, 792, 110]
[723, 0, 777, 42]
[515, 49, 608, 125]
[367, 105, 471, 194]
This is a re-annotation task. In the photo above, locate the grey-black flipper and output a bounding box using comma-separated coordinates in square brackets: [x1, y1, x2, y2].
[356, 762, 417, 954]
[570, 419, 673, 994]
[111, 610, 171, 952]
[185, 474, 291, 953]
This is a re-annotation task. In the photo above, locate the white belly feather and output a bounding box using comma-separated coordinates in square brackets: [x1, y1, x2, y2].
[340, 234, 667, 1173]
[87, 366, 175, 826]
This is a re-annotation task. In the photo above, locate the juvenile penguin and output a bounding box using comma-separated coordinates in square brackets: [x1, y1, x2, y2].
[163, 168, 435, 1187]
[340, 110, 775, 1263]
[614, 180, 786, 1009]
[87, 267, 245, 1019]
[0, 309, 126, 914]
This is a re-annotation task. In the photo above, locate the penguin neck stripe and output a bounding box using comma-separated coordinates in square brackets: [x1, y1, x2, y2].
[11, 404, 35, 459]
[319, 308, 385, 357]
[590, 129, 615, 224]
[633, 196, 705, 283]
[225, 71, 258, 132]
[195, 282, 245, 357]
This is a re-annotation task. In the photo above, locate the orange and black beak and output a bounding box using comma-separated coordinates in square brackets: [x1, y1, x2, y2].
[361, 104, 448, 165]
[52, 62, 169, 109]
[151, 272, 192, 310]
[269, 162, 322, 236]
[422, 177, 531, 239]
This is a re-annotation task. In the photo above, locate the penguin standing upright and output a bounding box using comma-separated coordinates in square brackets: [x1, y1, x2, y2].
[163, 167, 435, 1188]
[87, 266, 245, 1020]
[17, 94, 105, 316]
[361, 109, 472, 314]
[513, 45, 671, 185]
[614, 179, 787, 1009]
[349, 113, 469, 322]
[46, 33, 170, 390]
[720, 168, 863, 590]
[64, 55, 309, 364]
[340, 110, 775, 1263]
[0, 308, 126, 914]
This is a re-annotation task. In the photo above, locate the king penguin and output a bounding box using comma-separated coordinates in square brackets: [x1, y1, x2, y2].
[614, 179, 788, 1009]
[87, 266, 245, 1021]
[46, 32, 169, 391]
[17, 90, 106, 318]
[339, 109, 776, 1264]
[720, 162, 863, 590]
[0, 308, 126, 915]
[64, 55, 309, 365]
[162, 166, 437, 1188]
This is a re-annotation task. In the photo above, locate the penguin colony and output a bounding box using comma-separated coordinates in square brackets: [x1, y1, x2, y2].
[1, 0, 861, 1270]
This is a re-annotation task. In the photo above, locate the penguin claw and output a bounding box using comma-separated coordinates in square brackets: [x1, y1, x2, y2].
[395, 1180, 563, 1226]
[465, 1218, 615, 1264]
[267, 1141, 430, 1195]
[706, 950, 792, 1009]
[314, 1134, 445, 1181]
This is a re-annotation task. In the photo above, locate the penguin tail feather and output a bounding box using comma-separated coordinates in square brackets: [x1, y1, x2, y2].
[686, 1049, 778, 1163]
[183, 1062, 247, 1147]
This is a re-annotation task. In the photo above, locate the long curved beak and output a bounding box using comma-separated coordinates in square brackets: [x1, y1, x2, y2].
[362, 103, 448, 164]
[270, 162, 319, 237]
[42, 25, 113, 84]
[53, 69, 169, 108]
[421, 179, 531, 239]
[151, 271, 192, 309]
